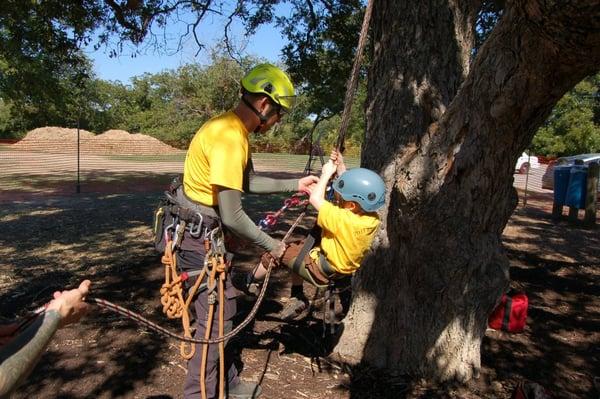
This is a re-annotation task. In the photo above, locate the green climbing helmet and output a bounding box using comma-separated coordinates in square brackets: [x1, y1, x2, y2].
[332, 168, 386, 212]
[241, 64, 296, 111]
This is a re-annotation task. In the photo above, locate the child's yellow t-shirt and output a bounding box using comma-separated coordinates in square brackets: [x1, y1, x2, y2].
[314, 201, 380, 274]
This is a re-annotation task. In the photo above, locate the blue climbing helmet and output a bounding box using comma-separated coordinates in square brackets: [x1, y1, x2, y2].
[332, 168, 386, 212]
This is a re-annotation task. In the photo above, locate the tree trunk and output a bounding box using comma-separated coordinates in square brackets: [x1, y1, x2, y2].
[333, 0, 600, 382]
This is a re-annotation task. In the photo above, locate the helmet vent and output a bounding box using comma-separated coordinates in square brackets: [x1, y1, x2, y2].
[367, 192, 376, 201]
[263, 83, 273, 93]
[338, 180, 345, 188]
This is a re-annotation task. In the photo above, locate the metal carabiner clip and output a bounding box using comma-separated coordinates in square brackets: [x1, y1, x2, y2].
[209, 227, 225, 254]
[189, 212, 203, 238]
[164, 216, 177, 243]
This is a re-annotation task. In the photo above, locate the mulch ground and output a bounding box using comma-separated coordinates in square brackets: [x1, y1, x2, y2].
[0, 185, 598, 398]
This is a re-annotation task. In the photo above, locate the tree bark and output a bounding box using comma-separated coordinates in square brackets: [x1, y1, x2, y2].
[333, 0, 600, 382]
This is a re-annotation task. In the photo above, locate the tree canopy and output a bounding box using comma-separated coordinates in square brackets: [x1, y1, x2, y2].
[2, 0, 598, 157]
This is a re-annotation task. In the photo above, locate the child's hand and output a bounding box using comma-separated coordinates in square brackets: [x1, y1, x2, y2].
[330, 149, 347, 174]
[330, 149, 343, 163]
[321, 160, 337, 178]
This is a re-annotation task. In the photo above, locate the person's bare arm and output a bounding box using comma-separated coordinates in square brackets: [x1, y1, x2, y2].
[0, 280, 90, 397]
[309, 160, 337, 211]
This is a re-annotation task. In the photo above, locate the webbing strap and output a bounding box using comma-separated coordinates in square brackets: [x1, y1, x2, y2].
[292, 235, 316, 276]
[178, 186, 220, 219]
[319, 252, 338, 278]
[322, 282, 337, 337]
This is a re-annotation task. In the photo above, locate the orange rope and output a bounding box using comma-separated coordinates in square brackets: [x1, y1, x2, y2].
[201, 255, 218, 399]
[160, 241, 185, 319]
[159, 232, 228, 399]
[160, 238, 206, 359]
[180, 267, 206, 359]
[218, 255, 226, 399]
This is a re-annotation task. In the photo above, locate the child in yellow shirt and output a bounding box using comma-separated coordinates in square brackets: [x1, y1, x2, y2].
[249, 150, 386, 319]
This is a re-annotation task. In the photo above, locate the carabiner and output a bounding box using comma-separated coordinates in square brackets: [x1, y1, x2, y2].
[164, 216, 177, 244]
[210, 227, 226, 255]
[189, 212, 203, 238]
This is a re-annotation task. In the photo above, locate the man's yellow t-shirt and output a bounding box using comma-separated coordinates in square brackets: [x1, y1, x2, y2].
[183, 111, 250, 206]
[314, 201, 380, 274]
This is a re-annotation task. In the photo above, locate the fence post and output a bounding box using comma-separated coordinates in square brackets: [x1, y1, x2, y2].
[522, 152, 531, 207]
[584, 162, 599, 225]
[76, 116, 81, 194]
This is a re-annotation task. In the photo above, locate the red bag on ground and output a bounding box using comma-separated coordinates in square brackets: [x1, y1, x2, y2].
[488, 292, 528, 332]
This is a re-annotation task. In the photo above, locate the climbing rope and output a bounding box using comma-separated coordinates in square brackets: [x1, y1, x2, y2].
[336, 0, 374, 152]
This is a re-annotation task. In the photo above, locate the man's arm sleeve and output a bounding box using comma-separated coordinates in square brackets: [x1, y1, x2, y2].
[218, 188, 278, 251]
[245, 173, 297, 194]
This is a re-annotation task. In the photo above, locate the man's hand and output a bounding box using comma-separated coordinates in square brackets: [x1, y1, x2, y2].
[270, 240, 287, 260]
[46, 280, 91, 328]
[261, 240, 287, 267]
[298, 175, 318, 194]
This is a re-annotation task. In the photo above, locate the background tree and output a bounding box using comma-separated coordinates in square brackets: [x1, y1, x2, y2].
[119, 52, 253, 147]
[272, 0, 366, 147]
[0, 0, 99, 131]
[531, 73, 600, 157]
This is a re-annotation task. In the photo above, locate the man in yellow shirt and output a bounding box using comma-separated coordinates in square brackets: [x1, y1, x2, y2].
[173, 64, 318, 399]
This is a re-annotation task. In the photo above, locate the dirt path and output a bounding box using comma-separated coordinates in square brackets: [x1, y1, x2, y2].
[0, 189, 598, 398]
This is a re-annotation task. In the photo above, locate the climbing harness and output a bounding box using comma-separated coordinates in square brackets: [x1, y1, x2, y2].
[91, 211, 306, 337]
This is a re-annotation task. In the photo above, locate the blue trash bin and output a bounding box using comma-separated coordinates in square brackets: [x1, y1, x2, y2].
[553, 166, 571, 206]
[565, 165, 588, 209]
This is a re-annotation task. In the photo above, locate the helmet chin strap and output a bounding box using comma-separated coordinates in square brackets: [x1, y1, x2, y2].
[242, 96, 268, 132]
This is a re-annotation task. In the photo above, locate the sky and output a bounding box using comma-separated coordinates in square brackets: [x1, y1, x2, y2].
[84, 9, 287, 84]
